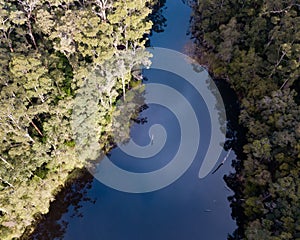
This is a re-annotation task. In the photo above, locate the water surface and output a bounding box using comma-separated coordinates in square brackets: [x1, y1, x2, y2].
[33, 1, 237, 239]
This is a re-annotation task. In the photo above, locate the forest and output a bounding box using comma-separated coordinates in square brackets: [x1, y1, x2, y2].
[1, 0, 299, 239]
[191, 0, 300, 239]
[0, 0, 154, 239]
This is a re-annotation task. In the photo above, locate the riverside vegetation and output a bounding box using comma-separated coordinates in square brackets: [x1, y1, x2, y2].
[0, 0, 155, 239]
[191, 0, 300, 239]
[1, 0, 299, 239]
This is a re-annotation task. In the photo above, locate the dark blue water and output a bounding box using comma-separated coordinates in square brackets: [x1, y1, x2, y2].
[44, 1, 237, 239]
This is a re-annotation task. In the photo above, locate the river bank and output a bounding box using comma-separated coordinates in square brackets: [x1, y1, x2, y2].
[0, 1, 155, 239]
[190, 1, 300, 239]
[24, 1, 239, 239]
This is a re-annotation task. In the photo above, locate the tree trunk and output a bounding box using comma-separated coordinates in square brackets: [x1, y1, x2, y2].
[0, 155, 14, 169]
[26, 115, 43, 136]
[122, 76, 126, 100]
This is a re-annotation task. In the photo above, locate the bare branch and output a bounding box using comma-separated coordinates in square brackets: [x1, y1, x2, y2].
[269, 50, 286, 78]
[0, 177, 14, 188]
[0, 155, 14, 169]
[280, 78, 290, 90]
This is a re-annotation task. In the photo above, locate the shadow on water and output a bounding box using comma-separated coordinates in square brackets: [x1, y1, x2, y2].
[22, 0, 244, 239]
[147, 0, 167, 35]
[21, 169, 95, 240]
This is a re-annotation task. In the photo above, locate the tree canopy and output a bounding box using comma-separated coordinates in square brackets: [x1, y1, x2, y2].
[191, 0, 300, 239]
[0, 0, 155, 239]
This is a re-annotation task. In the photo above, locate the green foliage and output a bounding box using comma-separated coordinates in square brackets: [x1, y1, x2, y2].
[191, 0, 300, 239]
[0, 0, 154, 239]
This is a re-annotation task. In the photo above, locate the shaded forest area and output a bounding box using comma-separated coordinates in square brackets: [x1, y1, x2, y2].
[0, 0, 155, 239]
[191, 0, 300, 239]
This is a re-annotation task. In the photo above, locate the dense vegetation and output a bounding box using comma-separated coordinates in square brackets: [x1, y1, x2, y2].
[0, 0, 154, 239]
[191, 0, 300, 239]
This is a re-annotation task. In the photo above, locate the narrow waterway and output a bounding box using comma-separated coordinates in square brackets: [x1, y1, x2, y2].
[29, 1, 238, 239]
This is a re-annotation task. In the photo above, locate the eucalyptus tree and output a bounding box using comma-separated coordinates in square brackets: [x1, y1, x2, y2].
[0, 0, 155, 238]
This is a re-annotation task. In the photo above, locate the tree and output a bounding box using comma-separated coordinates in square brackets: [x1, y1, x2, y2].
[0, 0, 154, 238]
[191, 0, 300, 239]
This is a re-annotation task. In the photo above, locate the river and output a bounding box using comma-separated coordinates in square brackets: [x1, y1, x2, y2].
[28, 1, 237, 239]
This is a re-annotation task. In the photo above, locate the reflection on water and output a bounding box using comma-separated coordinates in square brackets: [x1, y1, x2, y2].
[56, 67, 235, 240]
[24, 1, 239, 239]
[23, 170, 94, 240]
